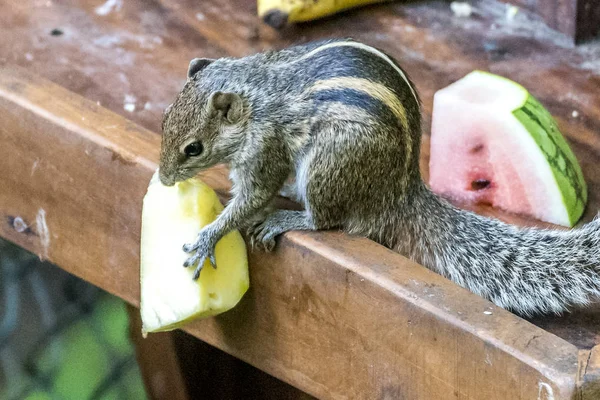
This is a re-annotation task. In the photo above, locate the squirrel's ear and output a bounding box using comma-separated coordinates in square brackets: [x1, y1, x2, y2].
[209, 92, 244, 124]
[187, 58, 214, 78]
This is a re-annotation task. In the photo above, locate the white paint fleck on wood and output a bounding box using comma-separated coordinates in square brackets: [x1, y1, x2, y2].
[36, 208, 50, 260]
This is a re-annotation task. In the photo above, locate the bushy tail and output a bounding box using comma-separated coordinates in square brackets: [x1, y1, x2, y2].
[397, 183, 600, 316]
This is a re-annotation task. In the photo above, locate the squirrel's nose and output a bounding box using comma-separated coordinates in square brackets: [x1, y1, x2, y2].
[158, 169, 176, 187]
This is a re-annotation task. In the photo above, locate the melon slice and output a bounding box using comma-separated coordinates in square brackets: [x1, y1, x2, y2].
[429, 70, 587, 227]
[140, 171, 249, 335]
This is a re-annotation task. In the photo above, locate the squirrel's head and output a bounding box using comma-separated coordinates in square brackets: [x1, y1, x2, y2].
[159, 57, 250, 186]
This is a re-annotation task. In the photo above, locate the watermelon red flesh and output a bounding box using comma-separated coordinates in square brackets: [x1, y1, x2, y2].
[429, 71, 586, 227]
[430, 99, 562, 223]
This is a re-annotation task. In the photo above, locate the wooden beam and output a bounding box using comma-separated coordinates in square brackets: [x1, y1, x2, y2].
[576, 0, 600, 44]
[0, 66, 594, 399]
[501, 0, 600, 43]
[126, 305, 190, 400]
[168, 328, 316, 399]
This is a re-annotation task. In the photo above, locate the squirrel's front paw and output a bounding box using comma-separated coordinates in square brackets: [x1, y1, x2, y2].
[247, 219, 279, 252]
[183, 228, 218, 280]
[248, 211, 312, 252]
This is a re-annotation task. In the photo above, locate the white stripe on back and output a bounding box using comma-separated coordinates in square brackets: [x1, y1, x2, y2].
[307, 77, 408, 130]
[296, 41, 418, 102]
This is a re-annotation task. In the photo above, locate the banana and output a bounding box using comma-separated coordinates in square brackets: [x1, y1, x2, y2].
[258, 0, 393, 29]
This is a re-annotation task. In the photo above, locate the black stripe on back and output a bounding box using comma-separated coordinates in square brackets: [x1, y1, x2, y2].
[310, 88, 400, 129]
[297, 45, 417, 110]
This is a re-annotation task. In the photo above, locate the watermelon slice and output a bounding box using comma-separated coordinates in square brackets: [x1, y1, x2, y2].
[429, 70, 587, 227]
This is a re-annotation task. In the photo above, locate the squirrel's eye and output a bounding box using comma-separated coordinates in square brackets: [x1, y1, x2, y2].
[184, 142, 203, 157]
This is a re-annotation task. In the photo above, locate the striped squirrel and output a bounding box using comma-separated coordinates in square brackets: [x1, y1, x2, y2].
[158, 38, 600, 316]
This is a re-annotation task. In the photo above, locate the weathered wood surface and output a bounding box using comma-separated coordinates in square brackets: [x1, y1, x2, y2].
[0, 63, 598, 400]
[1, 0, 600, 398]
[501, 0, 600, 44]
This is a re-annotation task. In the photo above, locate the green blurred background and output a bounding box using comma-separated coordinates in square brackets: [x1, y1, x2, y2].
[0, 238, 147, 400]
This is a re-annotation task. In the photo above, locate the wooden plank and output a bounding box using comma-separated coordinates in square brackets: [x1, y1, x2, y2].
[500, 0, 600, 43]
[169, 329, 316, 399]
[580, 345, 600, 399]
[0, 0, 228, 134]
[126, 305, 190, 400]
[0, 65, 588, 400]
[128, 304, 313, 400]
[575, 0, 600, 44]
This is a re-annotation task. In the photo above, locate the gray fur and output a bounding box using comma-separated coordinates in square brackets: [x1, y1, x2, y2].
[187, 58, 215, 79]
[159, 38, 600, 316]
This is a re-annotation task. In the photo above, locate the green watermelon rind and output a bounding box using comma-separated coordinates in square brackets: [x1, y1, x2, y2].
[471, 70, 588, 227]
[513, 95, 587, 226]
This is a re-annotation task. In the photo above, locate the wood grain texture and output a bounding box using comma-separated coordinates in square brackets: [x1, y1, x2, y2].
[0, 65, 589, 399]
[579, 345, 600, 399]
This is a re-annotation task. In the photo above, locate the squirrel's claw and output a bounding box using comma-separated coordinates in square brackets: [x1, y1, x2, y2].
[209, 253, 217, 269]
[192, 262, 204, 280]
[182, 242, 197, 253]
[186, 249, 217, 280]
[183, 253, 201, 268]
[247, 220, 278, 252]
[184, 252, 207, 281]
[248, 210, 313, 252]
[183, 230, 218, 279]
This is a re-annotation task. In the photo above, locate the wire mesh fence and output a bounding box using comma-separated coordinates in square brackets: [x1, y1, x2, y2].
[0, 238, 147, 400]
